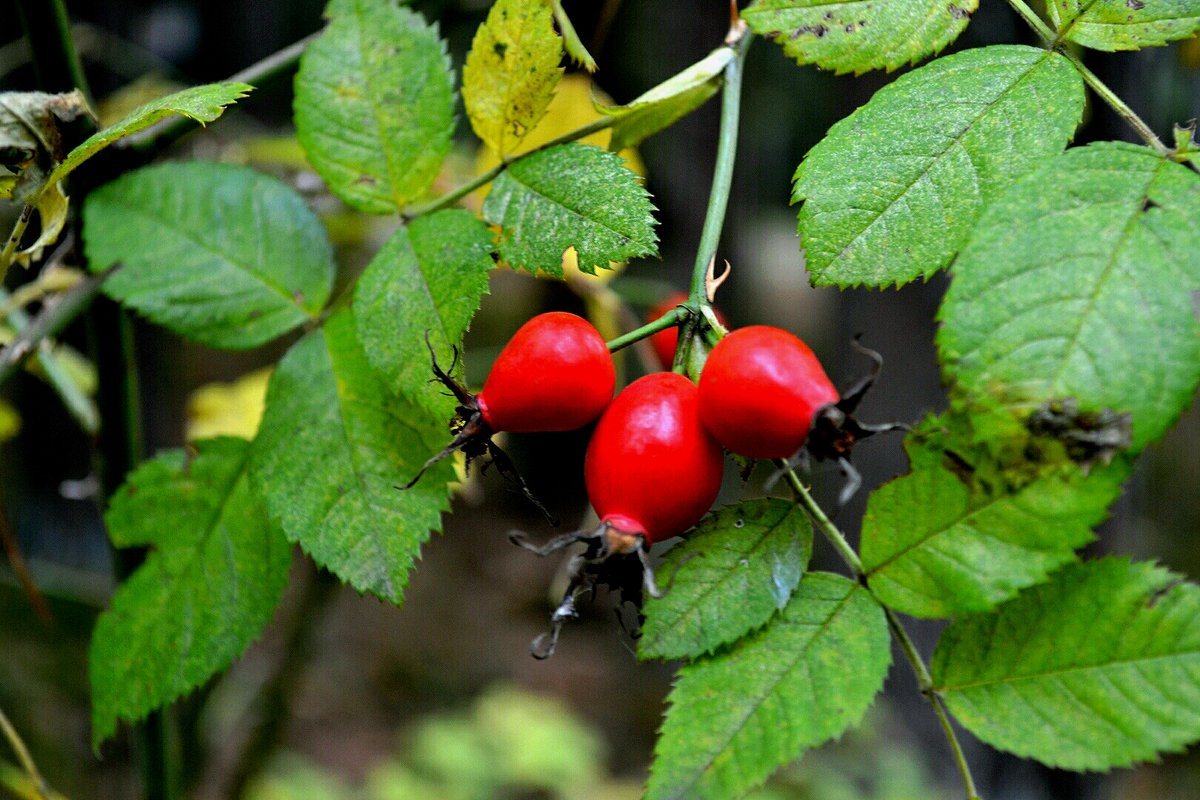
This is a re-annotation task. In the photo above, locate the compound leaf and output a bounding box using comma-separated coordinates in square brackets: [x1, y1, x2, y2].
[861, 431, 1126, 618]
[250, 309, 451, 603]
[295, 0, 454, 213]
[354, 209, 495, 411]
[938, 142, 1200, 450]
[932, 558, 1200, 770]
[794, 45, 1084, 287]
[1049, 0, 1200, 51]
[743, 0, 976, 75]
[90, 437, 290, 748]
[84, 162, 334, 349]
[463, 0, 563, 158]
[647, 573, 890, 800]
[483, 143, 657, 276]
[49, 82, 252, 185]
[640, 499, 812, 661]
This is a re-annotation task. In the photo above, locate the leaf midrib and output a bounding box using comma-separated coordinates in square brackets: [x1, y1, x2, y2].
[936, 647, 1200, 693]
[108, 193, 315, 320]
[113, 443, 254, 711]
[863, 475, 1072, 578]
[1046, 162, 1163, 397]
[645, 505, 807, 657]
[820, 52, 1053, 271]
[668, 583, 859, 797]
[503, 155, 647, 242]
[320, 330, 398, 600]
[348, 2, 433, 210]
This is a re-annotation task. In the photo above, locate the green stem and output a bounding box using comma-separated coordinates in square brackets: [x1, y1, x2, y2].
[404, 116, 615, 219]
[223, 565, 337, 798]
[931, 693, 983, 800]
[14, 0, 93, 103]
[777, 464, 864, 574]
[605, 307, 684, 353]
[688, 24, 750, 303]
[0, 707, 60, 800]
[90, 300, 169, 800]
[1003, 0, 1056, 42]
[1003, 0, 1170, 157]
[663, 19, 749, 376]
[778, 465, 982, 799]
[1059, 50, 1171, 156]
[0, 281, 101, 433]
[882, 611, 980, 799]
[0, 265, 116, 389]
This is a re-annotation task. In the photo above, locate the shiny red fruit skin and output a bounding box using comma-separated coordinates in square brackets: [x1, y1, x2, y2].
[476, 312, 615, 433]
[646, 293, 728, 369]
[698, 325, 839, 459]
[585, 372, 724, 544]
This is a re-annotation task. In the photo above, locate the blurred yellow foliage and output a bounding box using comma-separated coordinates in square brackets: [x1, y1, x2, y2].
[0, 399, 20, 442]
[186, 367, 272, 441]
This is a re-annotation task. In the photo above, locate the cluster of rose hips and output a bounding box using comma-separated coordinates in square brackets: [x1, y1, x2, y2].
[412, 307, 895, 657]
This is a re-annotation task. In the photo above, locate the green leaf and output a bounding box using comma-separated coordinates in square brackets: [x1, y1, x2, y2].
[640, 499, 812, 661]
[295, 0, 455, 213]
[483, 143, 658, 276]
[1049, 0, 1200, 51]
[932, 558, 1200, 770]
[793, 46, 1084, 288]
[647, 573, 890, 800]
[48, 82, 252, 186]
[937, 142, 1200, 449]
[743, 0, 976, 75]
[89, 437, 291, 748]
[250, 309, 452, 603]
[462, 0, 563, 158]
[83, 162, 334, 349]
[598, 45, 731, 153]
[861, 428, 1126, 618]
[354, 210, 494, 411]
[551, 0, 597, 72]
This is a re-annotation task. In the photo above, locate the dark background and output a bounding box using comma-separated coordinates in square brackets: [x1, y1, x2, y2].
[2, 1, 1198, 798]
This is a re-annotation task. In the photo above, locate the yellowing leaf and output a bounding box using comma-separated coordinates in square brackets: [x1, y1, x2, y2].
[463, 0, 564, 158]
[186, 367, 272, 441]
[16, 181, 67, 266]
[0, 399, 20, 442]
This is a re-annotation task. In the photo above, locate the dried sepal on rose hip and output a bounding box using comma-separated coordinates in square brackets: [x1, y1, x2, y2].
[512, 371, 725, 658]
[697, 325, 906, 505]
[404, 312, 616, 520]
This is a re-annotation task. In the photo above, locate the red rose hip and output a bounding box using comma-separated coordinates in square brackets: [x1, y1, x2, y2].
[698, 325, 838, 459]
[585, 371, 725, 544]
[404, 312, 615, 519]
[476, 311, 615, 433]
[511, 371, 726, 658]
